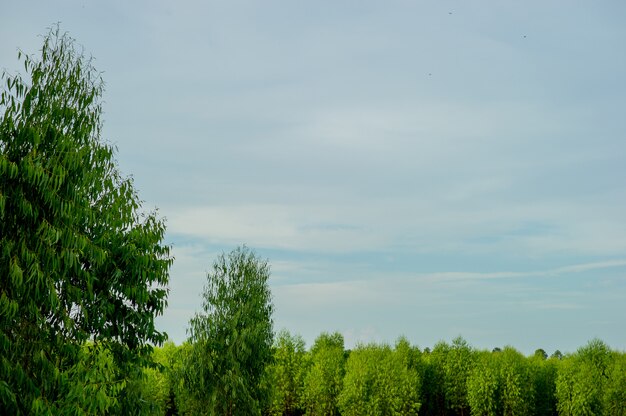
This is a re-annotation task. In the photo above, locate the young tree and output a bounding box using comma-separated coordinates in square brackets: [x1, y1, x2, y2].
[467, 350, 501, 416]
[0, 27, 171, 414]
[498, 346, 534, 416]
[267, 329, 309, 416]
[530, 351, 558, 416]
[138, 341, 179, 416]
[603, 351, 626, 416]
[186, 246, 274, 416]
[556, 339, 612, 416]
[551, 350, 563, 360]
[420, 341, 448, 416]
[338, 338, 421, 416]
[170, 342, 204, 415]
[339, 343, 392, 416]
[391, 337, 423, 415]
[442, 336, 474, 416]
[302, 332, 346, 416]
[534, 348, 548, 360]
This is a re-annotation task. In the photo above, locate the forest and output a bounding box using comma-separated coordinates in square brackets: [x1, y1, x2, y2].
[1, 28, 625, 416]
[140, 333, 626, 416]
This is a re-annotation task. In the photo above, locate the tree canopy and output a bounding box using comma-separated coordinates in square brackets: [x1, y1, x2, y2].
[0, 26, 171, 414]
[186, 245, 274, 415]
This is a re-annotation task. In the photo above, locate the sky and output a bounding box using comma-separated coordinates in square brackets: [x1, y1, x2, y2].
[2, 0, 626, 355]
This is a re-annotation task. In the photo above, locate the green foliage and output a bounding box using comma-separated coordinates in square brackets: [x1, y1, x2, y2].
[338, 338, 421, 416]
[267, 329, 309, 416]
[498, 347, 534, 416]
[129, 336, 626, 416]
[0, 26, 171, 414]
[138, 342, 178, 415]
[442, 336, 474, 415]
[56, 342, 125, 414]
[468, 347, 539, 416]
[534, 348, 548, 360]
[556, 339, 612, 416]
[167, 342, 204, 415]
[302, 332, 346, 416]
[529, 353, 558, 416]
[551, 350, 564, 360]
[603, 352, 626, 416]
[393, 337, 423, 414]
[467, 350, 501, 416]
[338, 343, 392, 416]
[420, 343, 448, 416]
[186, 246, 274, 416]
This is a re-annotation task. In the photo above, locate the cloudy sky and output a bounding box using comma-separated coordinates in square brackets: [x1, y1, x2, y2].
[2, 1, 625, 354]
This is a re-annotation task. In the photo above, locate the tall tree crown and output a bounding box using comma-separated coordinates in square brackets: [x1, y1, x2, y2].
[0, 26, 172, 413]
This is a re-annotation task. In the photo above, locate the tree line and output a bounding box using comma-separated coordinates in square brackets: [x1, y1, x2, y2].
[2, 27, 625, 415]
[140, 333, 626, 416]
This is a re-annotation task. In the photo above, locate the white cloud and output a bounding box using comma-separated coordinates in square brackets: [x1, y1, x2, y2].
[422, 259, 626, 282]
[167, 204, 388, 253]
[164, 188, 626, 259]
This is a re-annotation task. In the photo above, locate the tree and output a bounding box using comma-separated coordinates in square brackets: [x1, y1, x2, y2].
[138, 341, 180, 416]
[338, 338, 421, 416]
[186, 246, 274, 416]
[467, 350, 501, 416]
[0, 26, 171, 414]
[498, 346, 534, 416]
[442, 336, 474, 416]
[534, 348, 548, 360]
[556, 339, 612, 416]
[392, 337, 423, 414]
[169, 342, 204, 415]
[421, 341, 449, 416]
[338, 343, 392, 416]
[530, 352, 558, 416]
[302, 332, 346, 416]
[551, 350, 563, 360]
[603, 351, 626, 416]
[267, 329, 309, 416]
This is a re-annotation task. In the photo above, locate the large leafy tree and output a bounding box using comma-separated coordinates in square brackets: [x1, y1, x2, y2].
[0, 27, 172, 413]
[186, 246, 274, 415]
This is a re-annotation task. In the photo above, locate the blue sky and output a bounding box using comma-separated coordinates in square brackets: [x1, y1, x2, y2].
[2, 1, 626, 354]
